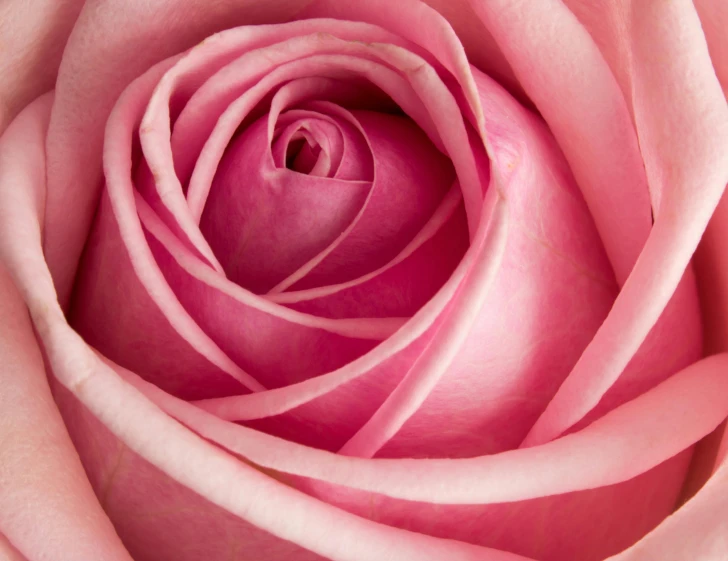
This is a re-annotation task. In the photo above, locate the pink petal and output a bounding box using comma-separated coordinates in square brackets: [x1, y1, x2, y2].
[139, 196, 399, 389]
[520, 0, 728, 446]
[606, 458, 728, 560]
[191, 191, 505, 450]
[0, 534, 27, 561]
[129, 351, 728, 560]
[270, 110, 346, 176]
[299, 0, 485, 134]
[51, 318, 529, 561]
[418, 0, 521, 98]
[71, 191, 254, 400]
[173, 32, 484, 237]
[468, 0, 652, 286]
[269, 188, 469, 319]
[695, 0, 728, 98]
[689, 0, 728, 513]
[127, 353, 728, 505]
[73, 59, 402, 399]
[1, 48, 526, 561]
[0, 0, 83, 133]
[200, 109, 371, 293]
[276, 109, 456, 292]
[347, 68, 621, 458]
[0, 94, 133, 561]
[71, 59, 265, 398]
[41, 0, 309, 305]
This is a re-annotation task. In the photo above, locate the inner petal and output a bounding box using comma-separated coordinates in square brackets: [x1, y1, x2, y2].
[273, 108, 457, 293]
[272, 112, 345, 177]
[286, 134, 325, 175]
[200, 108, 373, 294]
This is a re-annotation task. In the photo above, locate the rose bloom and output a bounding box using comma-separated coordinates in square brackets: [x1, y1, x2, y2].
[1, 0, 728, 560]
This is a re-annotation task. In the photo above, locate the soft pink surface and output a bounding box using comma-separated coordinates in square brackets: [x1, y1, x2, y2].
[0, 1, 727, 561]
[0, 0, 83, 133]
[0, 95, 133, 561]
[0, 533, 28, 561]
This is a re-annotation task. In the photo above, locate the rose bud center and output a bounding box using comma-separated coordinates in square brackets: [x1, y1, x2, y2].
[200, 82, 465, 296]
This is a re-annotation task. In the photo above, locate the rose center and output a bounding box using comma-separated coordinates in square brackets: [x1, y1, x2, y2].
[285, 136, 321, 174]
[272, 115, 344, 178]
[199, 80, 462, 296]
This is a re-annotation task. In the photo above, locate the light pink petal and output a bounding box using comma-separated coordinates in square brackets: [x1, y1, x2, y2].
[97, 43, 494, 426]
[694, 0, 728, 356]
[191, 195, 503, 428]
[125, 352, 728, 504]
[41, 0, 311, 306]
[336, 191, 503, 457]
[143, 19, 408, 190]
[44, 308, 529, 561]
[2, 35, 527, 561]
[71, 191, 253, 400]
[123, 351, 725, 561]
[469, 0, 651, 286]
[270, 111, 346, 176]
[556, 0, 635, 115]
[690, 0, 728, 498]
[520, 0, 728, 446]
[0, 534, 27, 561]
[0, 94, 132, 561]
[186, 63, 607, 459]
[418, 0, 521, 98]
[564, 0, 727, 111]
[692, 0, 728, 493]
[119, 347, 726, 559]
[299, 0, 486, 135]
[0, 0, 83, 133]
[176, 33, 484, 238]
[135, 24, 383, 276]
[74, 60, 401, 400]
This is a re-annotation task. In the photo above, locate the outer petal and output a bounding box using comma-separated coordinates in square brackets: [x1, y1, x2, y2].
[0, 0, 84, 132]
[0, 96, 132, 561]
[473, 0, 728, 446]
[468, 0, 652, 285]
[0, 534, 27, 561]
[689, 0, 728, 520]
[694, 0, 728, 353]
[606, 459, 728, 560]
[694, 0, 728, 98]
[122, 354, 728, 506]
[42, 0, 314, 305]
[129, 353, 728, 561]
[418, 0, 520, 98]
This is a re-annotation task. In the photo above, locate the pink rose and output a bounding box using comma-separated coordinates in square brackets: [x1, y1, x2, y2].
[1, 0, 727, 560]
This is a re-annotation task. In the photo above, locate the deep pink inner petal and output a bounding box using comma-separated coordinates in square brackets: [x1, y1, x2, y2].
[200, 109, 373, 294]
[272, 109, 457, 292]
[268, 188, 470, 319]
[272, 111, 344, 176]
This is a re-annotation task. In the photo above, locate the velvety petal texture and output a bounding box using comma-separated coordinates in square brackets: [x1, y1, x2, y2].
[0, 95, 133, 561]
[1, 1, 727, 561]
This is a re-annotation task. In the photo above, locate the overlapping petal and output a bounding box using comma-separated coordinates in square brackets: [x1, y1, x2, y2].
[0, 1, 725, 561]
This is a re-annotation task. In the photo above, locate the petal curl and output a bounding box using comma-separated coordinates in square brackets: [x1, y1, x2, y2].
[42, 0, 313, 305]
[0, 94, 133, 561]
[519, 0, 728, 446]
